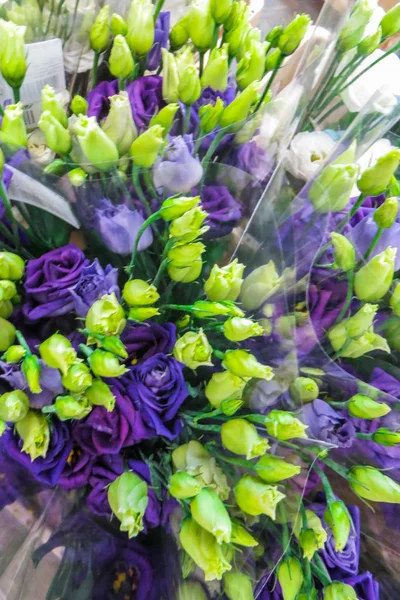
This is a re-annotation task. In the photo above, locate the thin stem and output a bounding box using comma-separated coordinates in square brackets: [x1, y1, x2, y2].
[15, 331, 32, 354]
[152, 237, 175, 287]
[311, 554, 332, 586]
[143, 168, 159, 200]
[91, 51, 100, 90]
[132, 163, 153, 218]
[333, 270, 354, 325]
[78, 343, 94, 358]
[199, 52, 205, 77]
[201, 130, 226, 186]
[211, 24, 219, 49]
[183, 105, 191, 134]
[0, 182, 20, 251]
[128, 210, 162, 277]
[153, 0, 165, 22]
[312, 463, 336, 503]
[316, 99, 344, 126]
[12, 86, 21, 103]
[255, 55, 284, 112]
[0, 104, 4, 117]
[336, 193, 366, 234]
[363, 227, 383, 262]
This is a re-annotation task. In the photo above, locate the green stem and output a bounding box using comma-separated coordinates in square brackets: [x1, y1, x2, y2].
[201, 130, 226, 185]
[213, 349, 225, 361]
[336, 193, 366, 234]
[311, 555, 332, 586]
[207, 445, 255, 469]
[194, 127, 204, 154]
[0, 104, 4, 117]
[12, 86, 21, 103]
[321, 455, 349, 479]
[91, 51, 100, 90]
[363, 227, 383, 262]
[78, 343, 94, 358]
[312, 463, 336, 503]
[356, 432, 373, 440]
[0, 182, 20, 251]
[199, 52, 205, 77]
[316, 99, 344, 126]
[184, 417, 221, 432]
[333, 270, 354, 325]
[255, 56, 284, 112]
[306, 52, 340, 120]
[184, 105, 191, 134]
[128, 210, 162, 276]
[15, 331, 32, 355]
[152, 237, 175, 287]
[153, 0, 165, 21]
[194, 407, 222, 422]
[143, 168, 159, 200]
[132, 163, 153, 218]
[211, 24, 219, 49]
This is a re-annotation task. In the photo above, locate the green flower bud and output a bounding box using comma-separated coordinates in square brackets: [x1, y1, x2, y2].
[0, 390, 29, 422]
[160, 195, 199, 220]
[264, 48, 282, 72]
[192, 300, 244, 318]
[39, 334, 77, 375]
[179, 65, 201, 105]
[293, 509, 327, 556]
[67, 167, 87, 187]
[179, 518, 232, 580]
[358, 149, 400, 196]
[190, 488, 231, 543]
[0, 252, 24, 281]
[354, 247, 396, 301]
[205, 370, 248, 408]
[309, 164, 359, 213]
[110, 12, 127, 36]
[102, 92, 138, 156]
[0, 21, 27, 88]
[178, 581, 208, 600]
[0, 102, 27, 148]
[348, 393, 390, 419]
[167, 242, 205, 283]
[224, 0, 248, 30]
[337, 0, 376, 52]
[0, 301, 13, 319]
[323, 582, 357, 600]
[128, 306, 160, 321]
[221, 418, 269, 459]
[222, 349, 273, 380]
[224, 571, 254, 600]
[380, 3, 400, 38]
[126, 0, 154, 55]
[278, 13, 310, 55]
[237, 40, 266, 89]
[109, 35, 135, 81]
[130, 125, 164, 168]
[123, 279, 159, 307]
[266, 410, 308, 440]
[199, 98, 225, 133]
[266, 25, 283, 47]
[372, 428, 400, 446]
[224, 17, 250, 59]
[169, 18, 189, 49]
[46, 394, 91, 420]
[90, 5, 110, 52]
[86, 293, 126, 337]
[161, 48, 180, 103]
[108, 471, 149, 537]
[298, 528, 319, 561]
[239, 27, 262, 60]
[336, 331, 390, 358]
[62, 363, 93, 393]
[41, 84, 68, 127]
[22, 354, 41, 393]
[277, 557, 304, 600]
[170, 207, 208, 241]
[169, 471, 202, 499]
[85, 379, 116, 411]
[330, 232, 356, 271]
[328, 303, 378, 355]
[255, 454, 301, 483]
[39, 111, 72, 155]
[290, 376, 319, 404]
[43, 159, 66, 175]
[349, 465, 400, 502]
[150, 104, 179, 135]
[16, 411, 50, 460]
[71, 95, 88, 116]
[0, 280, 16, 301]
[240, 261, 282, 311]
[187, 0, 215, 52]
[0, 317, 16, 352]
[3, 344, 26, 364]
[173, 329, 213, 369]
[324, 501, 352, 552]
[235, 475, 285, 518]
[201, 44, 229, 92]
[204, 260, 245, 302]
[89, 349, 129, 378]
[231, 522, 258, 546]
[374, 196, 399, 229]
[73, 115, 119, 171]
[211, 0, 232, 24]
[357, 26, 382, 55]
[220, 81, 259, 129]
[223, 317, 264, 342]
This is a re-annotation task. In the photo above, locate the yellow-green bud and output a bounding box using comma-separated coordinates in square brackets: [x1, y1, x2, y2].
[380, 3, 400, 38]
[0, 390, 29, 422]
[179, 65, 201, 105]
[0, 20, 27, 88]
[126, 0, 154, 55]
[224, 0, 248, 30]
[324, 500, 352, 552]
[328, 303, 377, 355]
[169, 472, 202, 499]
[293, 509, 327, 557]
[90, 5, 110, 52]
[169, 18, 189, 49]
[323, 582, 357, 600]
[99, 335, 128, 359]
[160, 195, 200, 220]
[3, 344, 26, 363]
[337, 0, 375, 52]
[41, 84, 68, 127]
[0, 300, 12, 319]
[278, 13, 310, 55]
[161, 49, 180, 104]
[108, 471, 149, 537]
[290, 376, 319, 404]
[331, 232, 356, 271]
[220, 81, 259, 129]
[110, 12, 127, 36]
[190, 488, 231, 543]
[237, 41, 266, 88]
[374, 196, 399, 229]
[358, 149, 400, 196]
[372, 428, 400, 446]
[123, 279, 159, 306]
[358, 26, 382, 56]
[39, 333, 76, 375]
[45, 394, 91, 420]
[0, 252, 24, 281]
[309, 164, 359, 213]
[231, 522, 258, 546]
[167, 242, 205, 283]
[178, 581, 208, 600]
[187, 0, 215, 52]
[16, 411, 50, 460]
[205, 260, 244, 302]
[266, 409, 308, 440]
[86, 293, 126, 337]
[221, 418, 270, 459]
[348, 393, 390, 419]
[199, 98, 225, 133]
[85, 379, 116, 411]
[71, 95, 88, 116]
[0, 280, 16, 301]
[277, 557, 304, 600]
[0, 317, 16, 352]
[62, 363, 93, 393]
[89, 349, 129, 378]
[192, 300, 244, 319]
[266, 25, 283, 47]
[240, 261, 281, 311]
[169, 207, 208, 241]
[298, 528, 319, 561]
[73, 115, 119, 171]
[349, 465, 400, 502]
[235, 475, 285, 518]
[224, 18, 250, 59]
[223, 317, 263, 342]
[354, 247, 396, 301]
[201, 44, 229, 92]
[211, 0, 232, 24]
[22, 354, 41, 393]
[68, 168, 87, 187]
[223, 349, 273, 380]
[150, 104, 179, 135]
[224, 571, 254, 600]
[130, 125, 164, 168]
[109, 35, 135, 80]
[0, 102, 27, 148]
[173, 329, 213, 369]
[128, 306, 160, 321]
[264, 47, 282, 72]
[102, 92, 138, 156]
[39, 111, 72, 155]
[255, 454, 301, 483]
[390, 282, 400, 316]
[205, 370, 248, 408]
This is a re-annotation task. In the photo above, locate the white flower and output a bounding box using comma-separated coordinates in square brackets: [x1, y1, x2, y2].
[352, 138, 394, 195]
[341, 49, 400, 115]
[283, 131, 335, 181]
[28, 129, 55, 167]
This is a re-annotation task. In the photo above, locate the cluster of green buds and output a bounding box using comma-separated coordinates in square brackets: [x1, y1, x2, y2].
[0, 252, 25, 353]
[39, 85, 71, 157]
[123, 279, 160, 322]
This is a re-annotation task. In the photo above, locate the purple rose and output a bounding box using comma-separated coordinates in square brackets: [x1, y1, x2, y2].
[126, 353, 188, 440]
[69, 258, 120, 317]
[58, 444, 94, 490]
[121, 321, 176, 363]
[87, 80, 119, 120]
[300, 399, 355, 448]
[127, 75, 164, 129]
[344, 572, 379, 600]
[147, 12, 170, 71]
[23, 244, 89, 321]
[1, 418, 72, 486]
[200, 185, 242, 239]
[128, 460, 162, 529]
[73, 379, 149, 455]
[0, 360, 63, 409]
[87, 453, 124, 516]
[153, 134, 203, 194]
[95, 199, 153, 255]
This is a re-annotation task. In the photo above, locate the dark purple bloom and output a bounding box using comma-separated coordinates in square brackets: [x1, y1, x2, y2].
[369, 367, 400, 399]
[127, 75, 164, 129]
[126, 353, 188, 440]
[23, 244, 89, 321]
[200, 185, 242, 239]
[128, 459, 162, 530]
[0, 360, 63, 409]
[87, 80, 119, 120]
[0, 439, 42, 509]
[69, 258, 120, 317]
[147, 11, 170, 71]
[95, 199, 153, 255]
[121, 321, 176, 363]
[73, 379, 149, 455]
[153, 134, 203, 194]
[1, 418, 72, 486]
[58, 444, 95, 490]
[87, 453, 124, 516]
[300, 399, 355, 448]
[344, 572, 380, 600]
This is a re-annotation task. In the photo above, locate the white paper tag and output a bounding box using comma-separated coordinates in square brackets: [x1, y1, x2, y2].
[0, 38, 67, 129]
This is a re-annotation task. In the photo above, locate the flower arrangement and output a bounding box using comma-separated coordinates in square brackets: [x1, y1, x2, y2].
[1, 0, 400, 598]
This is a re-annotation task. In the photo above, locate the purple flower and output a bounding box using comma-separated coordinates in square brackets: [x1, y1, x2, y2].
[153, 134, 203, 194]
[200, 185, 242, 239]
[0, 360, 63, 409]
[229, 141, 274, 183]
[58, 444, 94, 490]
[1, 418, 72, 486]
[121, 321, 176, 363]
[349, 215, 400, 270]
[147, 12, 170, 71]
[370, 367, 400, 399]
[95, 199, 153, 255]
[87, 80, 119, 120]
[0, 440, 41, 509]
[87, 453, 124, 516]
[128, 460, 162, 529]
[127, 75, 164, 129]
[344, 572, 380, 600]
[23, 244, 89, 321]
[73, 379, 149, 456]
[126, 353, 188, 440]
[69, 258, 120, 317]
[300, 399, 355, 448]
